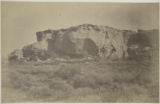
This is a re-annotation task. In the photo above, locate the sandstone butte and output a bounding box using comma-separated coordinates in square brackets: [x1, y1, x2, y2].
[9, 24, 159, 61]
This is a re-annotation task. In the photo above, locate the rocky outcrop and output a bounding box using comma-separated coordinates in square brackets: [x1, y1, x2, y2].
[9, 49, 23, 61]
[126, 29, 159, 60]
[8, 24, 159, 61]
[45, 24, 128, 59]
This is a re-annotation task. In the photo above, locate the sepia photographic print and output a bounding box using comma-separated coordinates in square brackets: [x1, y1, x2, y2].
[1, 1, 159, 103]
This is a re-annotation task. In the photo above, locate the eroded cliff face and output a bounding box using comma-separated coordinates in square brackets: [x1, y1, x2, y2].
[9, 24, 159, 61]
[43, 24, 128, 59]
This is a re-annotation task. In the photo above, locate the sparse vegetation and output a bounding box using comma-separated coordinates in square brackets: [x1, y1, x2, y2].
[2, 56, 159, 102]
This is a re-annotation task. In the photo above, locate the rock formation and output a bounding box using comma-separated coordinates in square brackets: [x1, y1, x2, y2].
[9, 49, 23, 61]
[9, 24, 159, 61]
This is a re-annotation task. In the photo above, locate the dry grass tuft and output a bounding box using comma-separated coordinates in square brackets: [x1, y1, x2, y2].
[2, 57, 159, 102]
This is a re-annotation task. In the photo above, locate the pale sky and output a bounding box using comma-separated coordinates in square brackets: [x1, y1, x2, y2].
[1, 2, 159, 58]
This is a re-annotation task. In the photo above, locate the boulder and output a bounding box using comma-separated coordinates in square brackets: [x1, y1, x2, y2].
[22, 42, 50, 61]
[8, 49, 23, 61]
